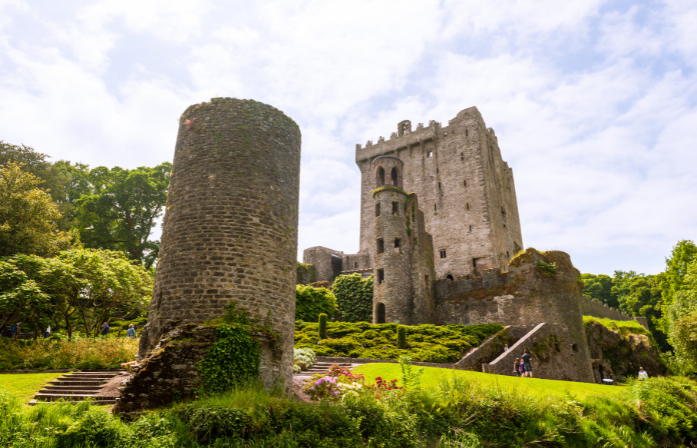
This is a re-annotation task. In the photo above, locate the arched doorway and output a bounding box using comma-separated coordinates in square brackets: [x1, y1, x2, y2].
[391, 167, 399, 186]
[376, 303, 386, 324]
[446, 274, 454, 281]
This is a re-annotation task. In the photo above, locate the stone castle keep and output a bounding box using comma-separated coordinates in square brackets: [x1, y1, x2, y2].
[302, 106, 647, 383]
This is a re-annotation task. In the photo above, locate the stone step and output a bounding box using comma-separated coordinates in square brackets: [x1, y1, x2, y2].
[39, 389, 100, 395]
[33, 394, 115, 402]
[29, 399, 116, 406]
[42, 385, 103, 392]
[49, 381, 107, 387]
[65, 374, 116, 379]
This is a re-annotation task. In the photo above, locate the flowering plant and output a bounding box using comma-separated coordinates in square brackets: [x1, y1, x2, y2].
[306, 375, 341, 401]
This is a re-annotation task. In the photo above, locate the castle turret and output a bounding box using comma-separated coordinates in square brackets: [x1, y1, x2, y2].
[372, 156, 435, 325]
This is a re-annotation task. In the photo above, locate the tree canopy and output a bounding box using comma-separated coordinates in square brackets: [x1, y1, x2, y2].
[0, 162, 77, 258]
[295, 284, 337, 322]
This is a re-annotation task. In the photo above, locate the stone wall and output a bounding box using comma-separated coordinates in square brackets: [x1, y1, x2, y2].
[455, 326, 509, 372]
[579, 296, 633, 322]
[434, 249, 596, 383]
[303, 246, 344, 285]
[296, 262, 316, 285]
[484, 323, 589, 382]
[139, 98, 301, 393]
[355, 107, 523, 279]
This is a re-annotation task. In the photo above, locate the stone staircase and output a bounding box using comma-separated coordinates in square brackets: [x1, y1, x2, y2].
[296, 361, 355, 376]
[29, 371, 125, 406]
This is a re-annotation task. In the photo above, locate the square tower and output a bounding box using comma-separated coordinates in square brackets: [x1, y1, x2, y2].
[355, 107, 523, 279]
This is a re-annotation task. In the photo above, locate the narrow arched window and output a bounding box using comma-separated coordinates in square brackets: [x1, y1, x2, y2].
[446, 274, 454, 281]
[377, 303, 386, 323]
[391, 167, 398, 186]
[377, 167, 385, 187]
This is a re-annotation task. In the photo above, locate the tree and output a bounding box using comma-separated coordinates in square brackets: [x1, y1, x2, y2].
[662, 240, 697, 307]
[73, 163, 171, 268]
[579, 273, 618, 308]
[55, 249, 153, 337]
[332, 273, 374, 322]
[0, 258, 51, 337]
[295, 285, 337, 322]
[0, 162, 77, 258]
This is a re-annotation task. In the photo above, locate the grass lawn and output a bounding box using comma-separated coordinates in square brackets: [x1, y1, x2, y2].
[0, 373, 67, 403]
[353, 363, 623, 400]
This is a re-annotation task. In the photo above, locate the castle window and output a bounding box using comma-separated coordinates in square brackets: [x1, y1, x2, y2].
[461, 153, 464, 161]
[438, 182, 441, 190]
[506, 251, 510, 258]
[436, 168, 439, 173]
[465, 129, 469, 137]
[572, 344, 579, 352]
[501, 206, 506, 215]
[440, 249, 447, 259]
[377, 238, 384, 254]
[377, 167, 385, 187]
[469, 225, 472, 232]
[375, 203, 381, 217]
[355, 262, 358, 268]
[434, 204, 437, 212]
[466, 203, 469, 211]
[473, 258, 478, 267]
[503, 223, 507, 229]
[391, 167, 399, 186]
[427, 150, 433, 158]
[392, 201, 399, 215]
[394, 238, 401, 253]
[376, 302, 386, 323]
[377, 269, 385, 285]
[463, 180, 467, 187]
[424, 274, 429, 286]
[446, 274, 454, 281]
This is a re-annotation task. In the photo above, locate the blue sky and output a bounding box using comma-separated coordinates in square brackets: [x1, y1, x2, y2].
[1, 0, 696, 276]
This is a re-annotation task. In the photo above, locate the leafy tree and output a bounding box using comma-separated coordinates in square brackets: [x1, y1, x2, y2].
[0, 162, 77, 258]
[579, 273, 618, 308]
[0, 258, 51, 337]
[332, 273, 374, 322]
[55, 249, 153, 337]
[295, 285, 337, 322]
[664, 258, 697, 375]
[73, 163, 171, 268]
[662, 240, 697, 307]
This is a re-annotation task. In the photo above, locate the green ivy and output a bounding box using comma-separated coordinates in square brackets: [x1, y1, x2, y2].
[295, 284, 336, 321]
[333, 273, 374, 322]
[537, 260, 557, 275]
[198, 302, 279, 394]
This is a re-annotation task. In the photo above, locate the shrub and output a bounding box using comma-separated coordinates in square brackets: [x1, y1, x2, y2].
[319, 313, 328, 339]
[397, 326, 407, 349]
[295, 285, 337, 322]
[333, 273, 373, 322]
[294, 348, 317, 370]
[295, 321, 503, 363]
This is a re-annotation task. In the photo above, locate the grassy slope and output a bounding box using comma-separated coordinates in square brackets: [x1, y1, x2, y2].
[582, 315, 649, 335]
[0, 372, 66, 403]
[353, 363, 623, 400]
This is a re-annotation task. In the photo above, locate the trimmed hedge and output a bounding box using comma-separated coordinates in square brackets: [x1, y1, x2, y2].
[295, 321, 503, 363]
[332, 274, 373, 322]
[295, 285, 336, 322]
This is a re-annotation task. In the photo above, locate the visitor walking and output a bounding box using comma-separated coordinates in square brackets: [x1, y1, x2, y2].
[513, 358, 521, 377]
[518, 359, 525, 376]
[12, 322, 21, 339]
[126, 324, 136, 339]
[638, 367, 649, 380]
[521, 349, 533, 378]
[503, 344, 509, 351]
[44, 325, 50, 338]
[101, 322, 110, 336]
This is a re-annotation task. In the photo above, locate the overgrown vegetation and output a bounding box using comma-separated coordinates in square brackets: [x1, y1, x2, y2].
[295, 321, 503, 363]
[0, 336, 138, 370]
[295, 285, 336, 322]
[331, 273, 373, 322]
[3, 369, 697, 447]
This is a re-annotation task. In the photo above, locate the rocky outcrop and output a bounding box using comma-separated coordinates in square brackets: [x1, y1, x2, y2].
[113, 323, 216, 416]
[586, 321, 666, 382]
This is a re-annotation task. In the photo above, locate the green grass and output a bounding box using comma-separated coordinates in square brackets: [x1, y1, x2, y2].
[583, 315, 650, 337]
[353, 363, 623, 400]
[0, 372, 66, 403]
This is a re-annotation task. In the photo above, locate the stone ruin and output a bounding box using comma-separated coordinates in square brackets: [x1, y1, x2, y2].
[114, 98, 301, 414]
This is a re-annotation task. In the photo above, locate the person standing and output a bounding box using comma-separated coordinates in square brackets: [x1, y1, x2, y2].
[101, 322, 110, 336]
[638, 367, 649, 380]
[44, 325, 51, 338]
[503, 344, 509, 351]
[521, 349, 533, 378]
[513, 358, 521, 377]
[126, 324, 136, 339]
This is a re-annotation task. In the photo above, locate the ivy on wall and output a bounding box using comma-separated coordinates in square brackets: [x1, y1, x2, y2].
[332, 273, 374, 322]
[198, 302, 279, 394]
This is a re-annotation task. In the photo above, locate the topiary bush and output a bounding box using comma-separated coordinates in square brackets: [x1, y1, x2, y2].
[295, 321, 503, 363]
[295, 285, 337, 322]
[397, 326, 407, 349]
[332, 273, 373, 322]
[319, 313, 328, 339]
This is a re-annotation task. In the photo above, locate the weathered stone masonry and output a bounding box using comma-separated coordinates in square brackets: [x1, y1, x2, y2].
[139, 98, 301, 393]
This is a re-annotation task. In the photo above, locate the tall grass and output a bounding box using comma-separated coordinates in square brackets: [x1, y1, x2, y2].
[1, 374, 697, 447]
[0, 337, 138, 370]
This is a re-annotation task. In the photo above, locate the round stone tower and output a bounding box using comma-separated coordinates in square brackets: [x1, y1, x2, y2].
[372, 156, 414, 324]
[140, 98, 301, 390]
